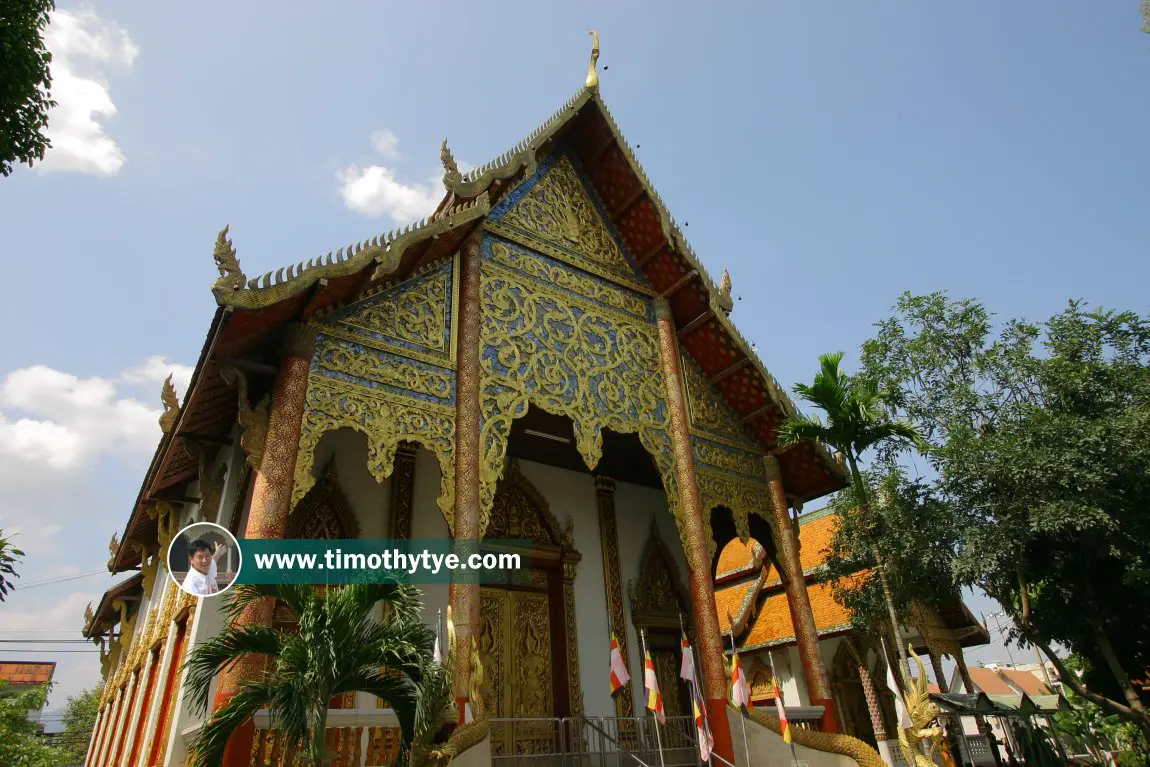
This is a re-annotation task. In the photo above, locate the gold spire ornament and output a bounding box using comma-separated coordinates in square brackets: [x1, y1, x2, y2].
[84, 602, 94, 630]
[211, 225, 245, 292]
[159, 374, 180, 433]
[719, 269, 732, 301]
[585, 30, 600, 90]
[440, 139, 461, 181]
[107, 532, 120, 571]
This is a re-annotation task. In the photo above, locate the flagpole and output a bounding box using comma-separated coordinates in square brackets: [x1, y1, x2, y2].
[768, 651, 799, 767]
[639, 628, 666, 767]
[680, 612, 712, 764]
[725, 616, 752, 767]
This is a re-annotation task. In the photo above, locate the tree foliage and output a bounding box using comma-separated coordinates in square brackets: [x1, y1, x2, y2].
[185, 581, 452, 767]
[0, 682, 66, 767]
[861, 292, 1150, 734]
[53, 684, 101, 765]
[822, 466, 962, 639]
[0, 0, 56, 177]
[0, 529, 24, 601]
[778, 351, 925, 674]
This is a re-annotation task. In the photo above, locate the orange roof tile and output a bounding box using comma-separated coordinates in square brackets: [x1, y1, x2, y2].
[0, 662, 56, 686]
[998, 669, 1051, 696]
[965, 667, 1015, 695]
[716, 538, 764, 581]
[763, 508, 841, 587]
[741, 579, 855, 649]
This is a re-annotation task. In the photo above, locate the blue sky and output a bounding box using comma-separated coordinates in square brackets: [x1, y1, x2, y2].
[0, 1, 1146, 710]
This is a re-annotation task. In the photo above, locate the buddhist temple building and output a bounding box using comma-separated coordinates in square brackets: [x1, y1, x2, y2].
[80, 35, 986, 767]
[712, 508, 992, 754]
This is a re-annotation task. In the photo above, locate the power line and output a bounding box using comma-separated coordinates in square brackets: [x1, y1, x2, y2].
[13, 569, 109, 590]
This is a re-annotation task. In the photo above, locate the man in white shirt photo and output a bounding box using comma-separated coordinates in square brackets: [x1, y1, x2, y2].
[182, 538, 228, 596]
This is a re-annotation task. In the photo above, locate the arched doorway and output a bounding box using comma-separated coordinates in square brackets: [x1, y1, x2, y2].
[477, 461, 582, 757]
[629, 519, 692, 719]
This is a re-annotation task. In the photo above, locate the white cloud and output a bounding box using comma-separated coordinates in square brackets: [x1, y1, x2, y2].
[0, 357, 191, 486]
[119, 355, 194, 395]
[370, 130, 400, 159]
[36, 8, 138, 176]
[337, 131, 443, 223]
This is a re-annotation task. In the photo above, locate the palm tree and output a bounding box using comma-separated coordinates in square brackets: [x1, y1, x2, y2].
[0, 529, 23, 601]
[185, 581, 452, 767]
[778, 352, 924, 678]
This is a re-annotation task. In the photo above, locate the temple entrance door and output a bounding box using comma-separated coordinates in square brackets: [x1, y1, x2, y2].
[629, 519, 694, 720]
[476, 461, 583, 760]
[480, 578, 556, 757]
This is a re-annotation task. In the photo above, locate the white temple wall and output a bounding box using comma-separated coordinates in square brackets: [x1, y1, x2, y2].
[312, 428, 392, 539]
[411, 448, 450, 630]
[614, 478, 691, 717]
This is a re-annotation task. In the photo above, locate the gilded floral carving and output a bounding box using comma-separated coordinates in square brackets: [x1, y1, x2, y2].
[478, 255, 678, 533]
[681, 354, 758, 449]
[315, 338, 452, 402]
[293, 373, 456, 531]
[318, 259, 456, 368]
[496, 155, 634, 280]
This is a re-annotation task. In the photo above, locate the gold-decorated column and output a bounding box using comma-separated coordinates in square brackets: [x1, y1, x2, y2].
[653, 298, 735, 763]
[211, 322, 315, 767]
[450, 231, 483, 723]
[764, 453, 839, 732]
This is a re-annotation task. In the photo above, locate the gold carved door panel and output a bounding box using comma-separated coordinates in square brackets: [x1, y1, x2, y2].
[479, 584, 555, 757]
[651, 648, 687, 718]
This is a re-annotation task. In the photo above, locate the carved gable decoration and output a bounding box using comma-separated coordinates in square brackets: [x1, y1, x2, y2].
[682, 352, 757, 450]
[316, 257, 456, 370]
[286, 460, 360, 541]
[485, 461, 566, 549]
[630, 519, 690, 617]
[489, 152, 648, 292]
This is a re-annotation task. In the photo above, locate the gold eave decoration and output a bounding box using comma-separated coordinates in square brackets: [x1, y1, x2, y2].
[212, 193, 489, 311]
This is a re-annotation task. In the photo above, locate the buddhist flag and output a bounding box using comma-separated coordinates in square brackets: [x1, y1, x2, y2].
[882, 639, 912, 730]
[609, 634, 630, 693]
[730, 646, 752, 717]
[692, 687, 714, 761]
[772, 678, 792, 744]
[433, 634, 442, 665]
[680, 634, 713, 761]
[643, 650, 666, 723]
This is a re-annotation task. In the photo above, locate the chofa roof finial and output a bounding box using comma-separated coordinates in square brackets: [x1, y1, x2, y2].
[440, 138, 461, 181]
[586, 30, 600, 90]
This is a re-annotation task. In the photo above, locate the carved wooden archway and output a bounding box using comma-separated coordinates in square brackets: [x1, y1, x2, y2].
[629, 518, 692, 718]
[478, 460, 583, 757]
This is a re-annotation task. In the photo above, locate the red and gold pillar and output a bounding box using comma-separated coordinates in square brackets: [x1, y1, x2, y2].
[449, 232, 483, 723]
[211, 323, 315, 767]
[765, 453, 839, 732]
[654, 298, 736, 763]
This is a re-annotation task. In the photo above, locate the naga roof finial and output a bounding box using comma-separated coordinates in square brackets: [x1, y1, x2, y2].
[440, 138, 461, 181]
[211, 225, 245, 293]
[586, 30, 600, 90]
[159, 374, 180, 434]
[717, 268, 734, 314]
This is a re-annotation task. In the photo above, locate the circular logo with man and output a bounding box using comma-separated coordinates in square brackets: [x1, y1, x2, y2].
[168, 522, 242, 597]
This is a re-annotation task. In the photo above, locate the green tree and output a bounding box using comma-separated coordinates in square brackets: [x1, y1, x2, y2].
[822, 466, 962, 640]
[52, 684, 101, 765]
[185, 581, 451, 767]
[0, 0, 56, 176]
[0, 682, 66, 767]
[861, 292, 1150, 739]
[0, 529, 24, 601]
[778, 351, 925, 676]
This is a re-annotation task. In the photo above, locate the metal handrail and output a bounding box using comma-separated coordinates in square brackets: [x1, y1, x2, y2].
[573, 715, 653, 767]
